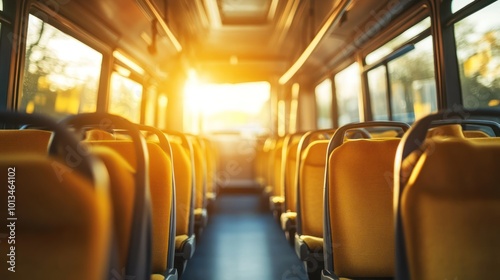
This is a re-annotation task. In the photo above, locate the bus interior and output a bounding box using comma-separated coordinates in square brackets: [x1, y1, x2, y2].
[1, 0, 500, 279]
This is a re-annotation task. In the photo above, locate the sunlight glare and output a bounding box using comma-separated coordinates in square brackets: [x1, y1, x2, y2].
[183, 79, 270, 134]
[184, 81, 270, 116]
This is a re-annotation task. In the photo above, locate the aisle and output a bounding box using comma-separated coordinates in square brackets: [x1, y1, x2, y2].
[182, 191, 306, 280]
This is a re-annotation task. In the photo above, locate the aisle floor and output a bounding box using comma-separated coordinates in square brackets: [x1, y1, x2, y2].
[181, 191, 307, 280]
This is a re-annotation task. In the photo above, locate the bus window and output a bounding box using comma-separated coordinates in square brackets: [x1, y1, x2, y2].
[454, 0, 500, 109]
[109, 72, 143, 123]
[388, 36, 437, 122]
[184, 81, 270, 135]
[334, 63, 361, 126]
[367, 66, 389, 120]
[315, 78, 333, 129]
[0, 1, 3, 11]
[157, 94, 168, 129]
[20, 15, 102, 118]
[366, 17, 436, 123]
[144, 85, 157, 126]
[452, 0, 474, 13]
[365, 18, 431, 65]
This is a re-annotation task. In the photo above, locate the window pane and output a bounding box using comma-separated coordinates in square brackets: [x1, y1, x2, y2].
[452, 0, 474, 13]
[0, 1, 3, 11]
[315, 78, 333, 129]
[156, 94, 168, 129]
[368, 66, 389, 120]
[109, 73, 143, 123]
[144, 85, 157, 126]
[454, 1, 500, 109]
[388, 36, 437, 122]
[366, 18, 431, 65]
[334, 63, 361, 126]
[20, 15, 102, 118]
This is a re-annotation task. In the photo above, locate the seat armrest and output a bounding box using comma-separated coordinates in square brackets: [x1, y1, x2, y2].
[194, 208, 208, 228]
[269, 195, 284, 211]
[175, 235, 196, 260]
[321, 270, 338, 280]
[164, 269, 178, 280]
[280, 212, 297, 231]
[294, 234, 308, 261]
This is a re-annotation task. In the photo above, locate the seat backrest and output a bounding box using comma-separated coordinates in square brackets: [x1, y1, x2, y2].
[295, 129, 336, 235]
[463, 130, 491, 138]
[169, 140, 194, 237]
[399, 136, 500, 280]
[297, 140, 329, 237]
[426, 124, 464, 138]
[284, 140, 299, 212]
[280, 133, 303, 212]
[145, 142, 174, 276]
[254, 137, 267, 187]
[262, 137, 276, 191]
[0, 129, 52, 154]
[88, 139, 174, 277]
[272, 137, 285, 197]
[202, 137, 218, 198]
[48, 113, 153, 280]
[326, 139, 399, 278]
[188, 136, 207, 211]
[86, 129, 116, 140]
[0, 155, 112, 280]
[0, 112, 112, 280]
[88, 144, 136, 270]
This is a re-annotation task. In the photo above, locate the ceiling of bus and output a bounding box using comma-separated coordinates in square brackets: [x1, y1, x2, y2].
[216, 0, 273, 24]
[60, 0, 419, 84]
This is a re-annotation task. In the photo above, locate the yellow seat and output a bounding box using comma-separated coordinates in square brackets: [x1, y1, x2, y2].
[202, 137, 218, 206]
[292, 129, 335, 254]
[0, 155, 112, 280]
[0, 129, 52, 154]
[295, 140, 329, 275]
[322, 122, 409, 280]
[261, 137, 276, 203]
[88, 145, 136, 270]
[426, 124, 464, 138]
[86, 129, 116, 140]
[400, 138, 500, 279]
[269, 137, 285, 219]
[254, 137, 268, 188]
[88, 138, 176, 280]
[0, 113, 112, 280]
[165, 132, 196, 276]
[150, 131, 195, 258]
[280, 140, 300, 239]
[324, 139, 399, 279]
[396, 123, 500, 279]
[463, 130, 491, 138]
[63, 113, 158, 280]
[187, 135, 208, 238]
[146, 142, 175, 280]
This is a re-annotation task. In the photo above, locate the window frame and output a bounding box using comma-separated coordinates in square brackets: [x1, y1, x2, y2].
[108, 70, 145, 123]
[333, 62, 363, 126]
[13, 2, 115, 115]
[440, 0, 500, 110]
[0, 0, 15, 110]
[360, 5, 434, 122]
[314, 78, 334, 129]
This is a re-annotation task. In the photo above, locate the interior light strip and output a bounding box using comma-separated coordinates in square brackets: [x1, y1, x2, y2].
[278, 0, 351, 85]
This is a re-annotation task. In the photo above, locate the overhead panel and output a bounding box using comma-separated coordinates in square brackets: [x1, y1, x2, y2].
[217, 0, 272, 25]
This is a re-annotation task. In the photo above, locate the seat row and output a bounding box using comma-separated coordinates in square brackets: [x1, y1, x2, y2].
[256, 109, 500, 280]
[0, 112, 219, 280]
